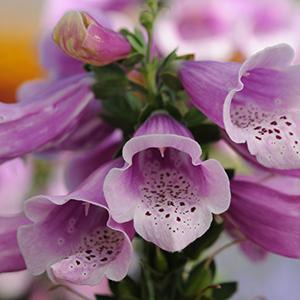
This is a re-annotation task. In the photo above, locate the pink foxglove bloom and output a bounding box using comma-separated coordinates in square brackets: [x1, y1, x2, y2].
[53, 11, 131, 66]
[227, 178, 300, 258]
[155, 0, 298, 60]
[104, 112, 230, 252]
[180, 44, 300, 170]
[18, 160, 134, 285]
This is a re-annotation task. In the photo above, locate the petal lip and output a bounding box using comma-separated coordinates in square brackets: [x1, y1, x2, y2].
[18, 158, 134, 283]
[104, 113, 231, 252]
[223, 43, 296, 144]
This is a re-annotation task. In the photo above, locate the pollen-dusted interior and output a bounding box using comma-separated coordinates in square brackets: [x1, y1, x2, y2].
[136, 148, 203, 234]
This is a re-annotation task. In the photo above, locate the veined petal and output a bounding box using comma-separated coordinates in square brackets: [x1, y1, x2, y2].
[228, 179, 300, 258]
[179, 60, 240, 127]
[0, 213, 30, 272]
[0, 74, 106, 162]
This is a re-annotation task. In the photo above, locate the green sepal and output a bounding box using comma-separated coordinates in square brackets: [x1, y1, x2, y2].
[212, 282, 238, 300]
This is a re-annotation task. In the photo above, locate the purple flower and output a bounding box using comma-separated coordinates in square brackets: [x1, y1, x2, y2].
[17, 160, 134, 285]
[104, 112, 231, 252]
[53, 11, 131, 66]
[227, 178, 300, 258]
[180, 44, 300, 170]
[0, 74, 112, 162]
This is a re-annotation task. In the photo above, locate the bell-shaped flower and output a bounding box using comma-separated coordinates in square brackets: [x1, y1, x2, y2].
[104, 112, 231, 252]
[180, 44, 300, 170]
[17, 159, 134, 285]
[53, 11, 131, 66]
[227, 178, 300, 258]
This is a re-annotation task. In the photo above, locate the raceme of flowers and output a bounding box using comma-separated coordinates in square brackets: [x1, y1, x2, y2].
[1, 1, 300, 299]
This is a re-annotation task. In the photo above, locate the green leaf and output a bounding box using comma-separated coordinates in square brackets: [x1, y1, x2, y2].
[126, 35, 146, 54]
[154, 247, 169, 273]
[183, 220, 224, 260]
[184, 108, 206, 127]
[212, 282, 238, 299]
[92, 64, 128, 100]
[190, 123, 221, 144]
[183, 261, 213, 297]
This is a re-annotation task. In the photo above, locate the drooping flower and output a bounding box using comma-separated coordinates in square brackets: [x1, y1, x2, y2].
[180, 44, 300, 170]
[104, 112, 231, 252]
[53, 11, 131, 66]
[227, 178, 300, 258]
[0, 74, 113, 163]
[17, 159, 134, 285]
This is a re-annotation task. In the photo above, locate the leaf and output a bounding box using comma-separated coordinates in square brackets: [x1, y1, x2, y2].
[161, 72, 182, 91]
[184, 108, 206, 127]
[183, 261, 213, 297]
[212, 282, 238, 299]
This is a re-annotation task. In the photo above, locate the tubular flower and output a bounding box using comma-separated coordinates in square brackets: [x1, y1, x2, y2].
[53, 11, 131, 66]
[0, 74, 112, 162]
[104, 112, 231, 252]
[17, 160, 134, 285]
[180, 44, 300, 170]
[227, 178, 300, 258]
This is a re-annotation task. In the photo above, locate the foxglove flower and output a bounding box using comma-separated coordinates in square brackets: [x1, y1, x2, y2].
[0, 74, 113, 162]
[18, 160, 134, 285]
[53, 11, 131, 66]
[104, 112, 230, 252]
[180, 44, 300, 170]
[227, 178, 300, 258]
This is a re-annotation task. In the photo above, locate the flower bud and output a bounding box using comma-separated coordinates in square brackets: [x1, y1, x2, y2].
[53, 11, 131, 66]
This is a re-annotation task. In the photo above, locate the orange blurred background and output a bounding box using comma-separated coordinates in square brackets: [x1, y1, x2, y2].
[0, 0, 45, 102]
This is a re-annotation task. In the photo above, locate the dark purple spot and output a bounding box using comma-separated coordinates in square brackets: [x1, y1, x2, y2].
[276, 135, 282, 140]
[145, 211, 151, 216]
[191, 207, 196, 213]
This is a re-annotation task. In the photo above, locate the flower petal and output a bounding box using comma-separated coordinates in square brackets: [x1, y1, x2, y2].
[0, 213, 29, 272]
[228, 179, 300, 258]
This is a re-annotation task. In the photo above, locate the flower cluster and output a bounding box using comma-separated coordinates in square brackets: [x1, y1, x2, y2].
[1, 0, 300, 299]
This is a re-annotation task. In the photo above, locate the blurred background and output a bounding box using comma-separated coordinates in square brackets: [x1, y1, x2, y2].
[0, 0, 300, 299]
